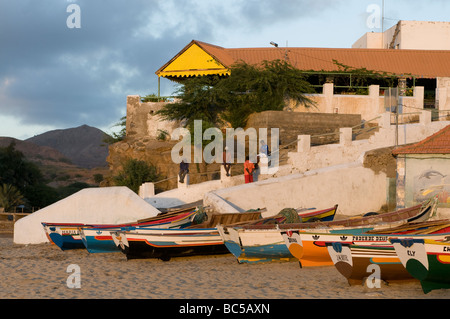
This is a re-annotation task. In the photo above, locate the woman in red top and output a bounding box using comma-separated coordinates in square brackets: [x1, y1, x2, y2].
[244, 156, 255, 183]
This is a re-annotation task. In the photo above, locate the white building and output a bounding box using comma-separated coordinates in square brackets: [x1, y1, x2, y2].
[352, 20, 450, 50]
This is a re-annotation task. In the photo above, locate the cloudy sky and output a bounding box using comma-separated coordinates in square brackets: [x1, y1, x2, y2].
[1, 0, 449, 139]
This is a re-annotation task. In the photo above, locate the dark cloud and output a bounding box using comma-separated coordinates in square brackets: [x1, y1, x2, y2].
[0, 0, 344, 135]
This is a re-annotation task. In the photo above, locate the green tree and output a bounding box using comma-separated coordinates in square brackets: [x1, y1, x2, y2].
[93, 173, 104, 184]
[23, 184, 60, 210]
[156, 75, 226, 128]
[113, 159, 160, 193]
[141, 94, 170, 102]
[56, 182, 92, 199]
[0, 184, 24, 212]
[155, 60, 316, 129]
[217, 60, 316, 127]
[103, 116, 127, 144]
[0, 141, 44, 190]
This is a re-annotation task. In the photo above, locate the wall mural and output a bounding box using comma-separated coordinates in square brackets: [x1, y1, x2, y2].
[414, 169, 450, 205]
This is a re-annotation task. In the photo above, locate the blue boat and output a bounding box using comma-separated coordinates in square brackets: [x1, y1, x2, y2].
[42, 208, 202, 252]
[80, 211, 197, 253]
[42, 222, 86, 250]
[218, 200, 436, 264]
[217, 205, 339, 263]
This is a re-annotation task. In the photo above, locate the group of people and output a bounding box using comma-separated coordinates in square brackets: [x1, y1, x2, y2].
[179, 141, 270, 185]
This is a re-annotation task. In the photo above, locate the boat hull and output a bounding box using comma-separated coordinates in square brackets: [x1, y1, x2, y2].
[42, 210, 198, 252]
[328, 232, 450, 285]
[80, 227, 123, 253]
[217, 205, 339, 264]
[112, 228, 229, 260]
[284, 231, 354, 267]
[42, 223, 85, 251]
[328, 244, 414, 284]
[391, 238, 450, 293]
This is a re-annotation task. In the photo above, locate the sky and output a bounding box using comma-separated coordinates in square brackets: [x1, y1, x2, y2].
[1, 0, 449, 140]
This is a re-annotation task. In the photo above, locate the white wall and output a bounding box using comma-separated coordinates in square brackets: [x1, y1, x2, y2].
[205, 161, 387, 217]
[297, 84, 424, 122]
[352, 20, 450, 50]
[288, 111, 450, 174]
[140, 112, 450, 218]
[14, 187, 161, 245]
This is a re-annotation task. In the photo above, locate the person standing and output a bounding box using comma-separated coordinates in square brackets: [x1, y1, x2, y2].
[244, 156, 255, 183]
[179, 160, 189, 183]
[260, 140, 269, 156]
[222, 146, 232, 177]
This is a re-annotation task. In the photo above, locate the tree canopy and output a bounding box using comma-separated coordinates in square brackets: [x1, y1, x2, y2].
[156, 59, 316, 129]
[0, 142, 94, 211]
[0, 141, 44, 193]
[113, 158, 161, 193]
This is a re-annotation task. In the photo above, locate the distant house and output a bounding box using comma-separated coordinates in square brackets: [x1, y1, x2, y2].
[155, 37, 450, 120]
[393, 125, 450, 208]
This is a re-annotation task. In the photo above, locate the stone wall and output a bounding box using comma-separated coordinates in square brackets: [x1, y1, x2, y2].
[246, 110, 362, 145]
[126, 95, 180, 139]
[107, 138, 223, 192]
[294, 84, 425, 122]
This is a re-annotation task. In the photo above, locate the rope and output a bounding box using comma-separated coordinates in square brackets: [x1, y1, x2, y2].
[277, 208, 301, 223]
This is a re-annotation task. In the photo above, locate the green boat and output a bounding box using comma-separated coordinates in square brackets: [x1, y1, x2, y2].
[391, 238, 450, 294]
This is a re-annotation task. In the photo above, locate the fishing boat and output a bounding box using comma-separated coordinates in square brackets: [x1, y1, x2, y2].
[286, 217, 447, 270]
[79, 208, 205, 253]
[391, 238, 450, 293]
[224, 199, 436, 264]
[217, 205, 339, 264]
[42, 222, 86, 250]
[111, 210, 264, 260]
[42, 207, 203, 251]
[328, 222, 450, 285]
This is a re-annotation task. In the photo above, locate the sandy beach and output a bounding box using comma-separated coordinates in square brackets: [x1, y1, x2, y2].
[1, 222, 450, 301]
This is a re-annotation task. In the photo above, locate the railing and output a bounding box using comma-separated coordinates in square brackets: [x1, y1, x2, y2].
[0, 212, 30, 222]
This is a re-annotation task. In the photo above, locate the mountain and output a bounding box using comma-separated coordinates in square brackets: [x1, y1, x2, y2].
[26, 124, 110, 169]
[0, 135, 104, 188]
[0, 137, 71, 163]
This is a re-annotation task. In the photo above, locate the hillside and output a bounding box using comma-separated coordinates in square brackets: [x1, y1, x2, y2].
[0, 137, 70, 163]
[26, 124, 110, 169]
[0, 125, 111, 189]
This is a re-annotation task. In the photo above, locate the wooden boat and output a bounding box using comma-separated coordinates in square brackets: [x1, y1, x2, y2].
[42, 207, 202, 251]
[280, 199, 437, 264]
[297, 205, 337, 222]
[42, 222, 86, 250]
[111, 211, 264, 260]
[217, 205, 339, 264]
[286, 215, 449, 269]
[79, 208, 204, 253]
[226, 199, 436, 265]
[391, 238, 450, 293]
[328, 227, 450, 285]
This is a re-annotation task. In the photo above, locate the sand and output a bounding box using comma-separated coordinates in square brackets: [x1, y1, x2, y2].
[1, 230, 450, 301]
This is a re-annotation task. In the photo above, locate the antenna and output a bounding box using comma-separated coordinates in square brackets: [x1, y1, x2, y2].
[382, 0, 385, 48]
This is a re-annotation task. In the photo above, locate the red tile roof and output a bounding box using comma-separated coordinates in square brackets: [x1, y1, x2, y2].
[157, 40, 450, 79]
[393, 125, 450, 155]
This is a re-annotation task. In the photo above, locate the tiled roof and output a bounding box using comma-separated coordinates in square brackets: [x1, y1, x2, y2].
[393, 125, 450, 155]
[157, 40, 450, 79]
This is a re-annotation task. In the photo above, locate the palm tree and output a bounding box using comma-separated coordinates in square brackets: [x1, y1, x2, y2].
[0, 184, 24, 212]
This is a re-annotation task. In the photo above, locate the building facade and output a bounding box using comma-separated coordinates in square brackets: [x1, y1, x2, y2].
[352, 20, 450, 50]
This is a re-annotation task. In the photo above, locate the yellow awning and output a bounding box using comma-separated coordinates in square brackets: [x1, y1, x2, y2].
[156, 42, 230, 78]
